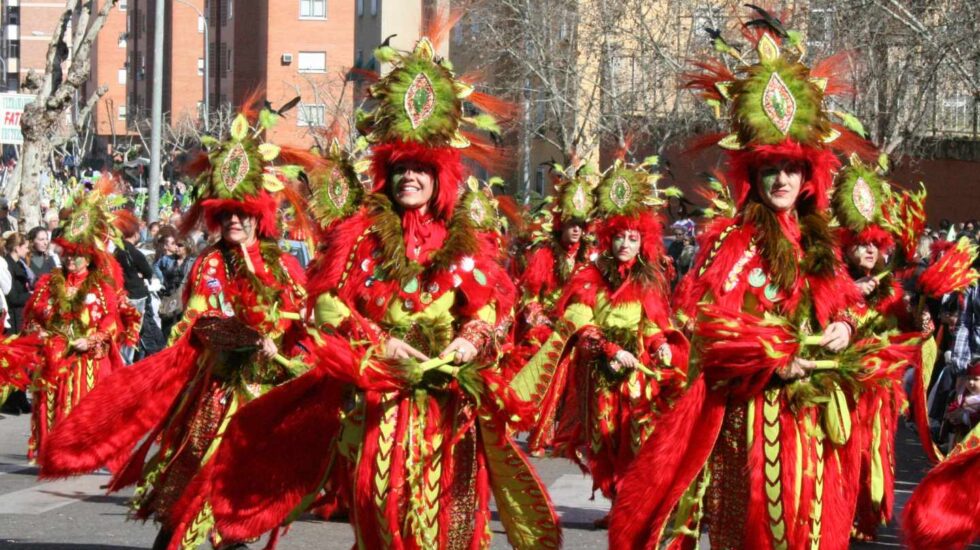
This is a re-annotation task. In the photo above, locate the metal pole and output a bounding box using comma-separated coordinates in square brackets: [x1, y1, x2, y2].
[147, 0, 165, 222]
[175, 0, 208, 132]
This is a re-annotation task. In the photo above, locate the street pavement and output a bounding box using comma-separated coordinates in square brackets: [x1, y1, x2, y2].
[0, 411, 965, 549]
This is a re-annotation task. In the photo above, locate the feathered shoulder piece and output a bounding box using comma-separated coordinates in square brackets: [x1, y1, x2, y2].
[686, 4, 867, 153]
[880, 178, 928, 263]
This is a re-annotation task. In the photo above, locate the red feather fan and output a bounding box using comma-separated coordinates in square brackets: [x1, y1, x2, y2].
[917, 237, 979, 299]
[0, 334, 43, 389]
[38, 334, 202, 478]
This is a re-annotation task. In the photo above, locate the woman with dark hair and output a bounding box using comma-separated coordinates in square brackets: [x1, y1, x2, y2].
[22, 180, 139, 461]
[37, 103, 314, 550]
[515, 158, 688, 523]
[191, 34, 560, 549]
[610, 16, 874, 549]
[4, 232, 34, 333]
[26, 226, 59, 277]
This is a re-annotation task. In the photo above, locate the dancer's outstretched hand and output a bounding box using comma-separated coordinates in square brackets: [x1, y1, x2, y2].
[613, 349, 639, 371]
[777, 356, 817, 380]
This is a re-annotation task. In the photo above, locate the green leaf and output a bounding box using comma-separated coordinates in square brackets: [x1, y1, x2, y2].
[200, 135, 219, 148]
[877, 153, 890, 173]
[262, 172, 285, 192]
[230, 114, 250, 141]
[834, 110, 866, 138]
[258, 143, 281, 161]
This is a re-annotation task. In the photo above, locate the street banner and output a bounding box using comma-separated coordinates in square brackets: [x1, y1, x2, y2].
[0, 93, 37, 145]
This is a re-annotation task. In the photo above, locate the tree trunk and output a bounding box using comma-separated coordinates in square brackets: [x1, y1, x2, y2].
[16, 135, 52, 230]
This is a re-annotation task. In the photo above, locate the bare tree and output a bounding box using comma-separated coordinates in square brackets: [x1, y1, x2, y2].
[13, 0, 118, 228]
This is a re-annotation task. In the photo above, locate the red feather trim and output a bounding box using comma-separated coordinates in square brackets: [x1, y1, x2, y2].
[305, 210, 373, 301]
[467, 90, 517, 122]
[726, 140, 840, 210]
[211, 365, 348, 541]
[609, 377, 727, 549]
[200, 192, 280, 238]
[422, 7, 463, 51]
[839, 225, 895, 252]
[810, 51, 857, 98]
[111, 209, 140, 239]
[369, 141, 465, 221]
[521, 246, 559, 299]
[38, 334, 201, 478]
[0, 334, 43, 389]
[902, 445, 980, 550]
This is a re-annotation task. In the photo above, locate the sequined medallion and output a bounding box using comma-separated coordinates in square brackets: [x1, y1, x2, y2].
[762, 72, 796, 135]
[610, 177, 632, 209]
[405, 72, 436, 129]
[220, 143, 251, 192]
[852, 177, 876, 221]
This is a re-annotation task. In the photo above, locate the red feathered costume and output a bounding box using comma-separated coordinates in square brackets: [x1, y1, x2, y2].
[38, 111, 313, 550]
[839, 223, 930, 541]
[23, 205, 140, 462]
[521, 208, 688, 502]
[198, 137, 560, 549]
[609, 141, 867, 550]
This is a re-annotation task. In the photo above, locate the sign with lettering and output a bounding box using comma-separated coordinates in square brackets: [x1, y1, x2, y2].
[0, 94, 37, 144]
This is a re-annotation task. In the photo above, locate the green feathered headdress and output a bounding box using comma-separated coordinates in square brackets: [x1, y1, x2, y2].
[196, 110, 303, 203]
[309, 137, 372, 228]
[59, 177, 129, 253]
[689, 10, 868, 152]
[551, 161, 599, 225]
[595, 156, 679, 218]
[356, 38, 499, 148]
[832, 154, 888, 233]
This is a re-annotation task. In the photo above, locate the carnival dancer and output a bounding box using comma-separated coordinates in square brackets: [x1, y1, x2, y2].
[38, 101, 315, 550]
[516, 160, 598, 454]
[194, 32, 561, 550]
[515, 156, 688, 522]
[24, 179, 141, 460]
[832, 157, 931, 541]
[609, 12, 877, 549]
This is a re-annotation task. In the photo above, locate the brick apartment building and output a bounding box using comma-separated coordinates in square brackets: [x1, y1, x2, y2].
[127, 0, 207, 131]
[206, 0, 355, 146]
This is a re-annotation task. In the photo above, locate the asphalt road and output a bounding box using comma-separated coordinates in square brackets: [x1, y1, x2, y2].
[0, 410, 955, 549]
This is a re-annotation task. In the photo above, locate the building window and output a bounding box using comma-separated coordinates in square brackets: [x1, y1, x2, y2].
[534, 166, 546, 197]
[370, 0, 377, 16]
[225, 46, 233, 73]
[197, 58, 205, 76]
[118, 68, 127, 84]
[119, 0, 128, 11]
[356, 0, 363, 17]
[297, 51, 326, 73]
[118, 32, 127, 48]
[198, 16, 205, 33]
[118, 106, 127, 120]
[300, 0, 326, 19]
[297, 103, 326, 127]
